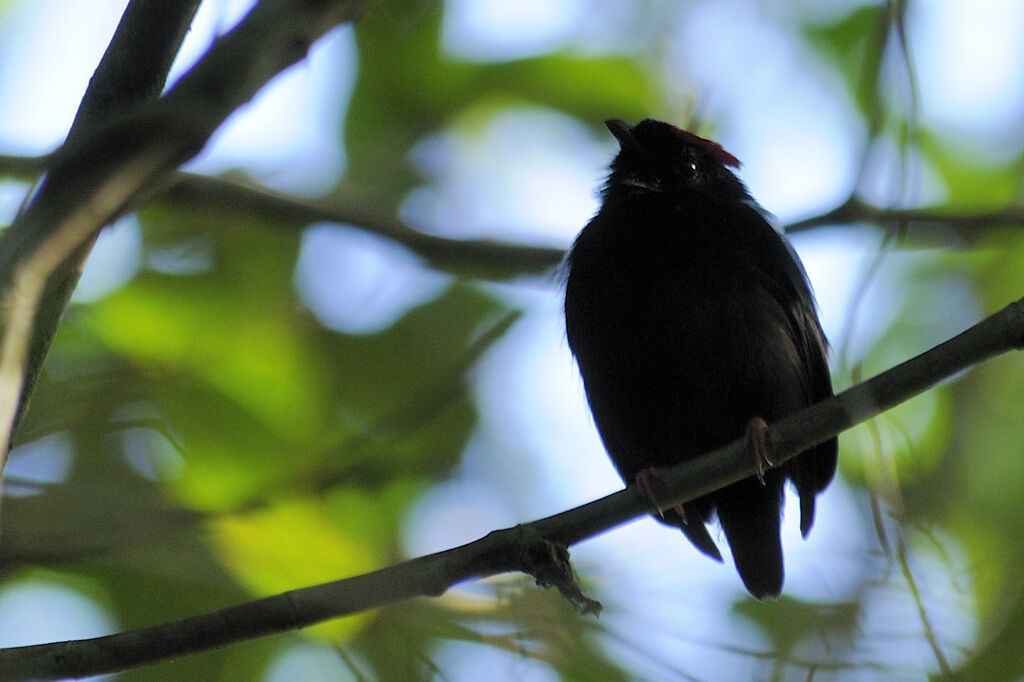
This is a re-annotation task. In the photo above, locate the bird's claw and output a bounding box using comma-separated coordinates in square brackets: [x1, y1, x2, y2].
[635, 468, 665, 517]
[635, 468, 690, 523]
[745, 417, 774, 485]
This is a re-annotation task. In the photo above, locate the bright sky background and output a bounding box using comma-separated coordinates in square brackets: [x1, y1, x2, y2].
[0, 0, 1020, 678]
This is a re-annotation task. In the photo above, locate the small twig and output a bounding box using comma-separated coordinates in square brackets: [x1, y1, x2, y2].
[895, 535, 954, 676]
[512, 525, 602, 616]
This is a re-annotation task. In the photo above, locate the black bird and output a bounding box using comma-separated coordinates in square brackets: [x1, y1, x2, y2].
[564, 118, 837, 599]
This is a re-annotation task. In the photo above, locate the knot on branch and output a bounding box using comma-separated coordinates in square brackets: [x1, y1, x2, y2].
[513, 525, 602, 616]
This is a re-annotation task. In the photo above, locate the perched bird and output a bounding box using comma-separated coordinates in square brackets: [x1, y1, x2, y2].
[564, 118, 837, 599]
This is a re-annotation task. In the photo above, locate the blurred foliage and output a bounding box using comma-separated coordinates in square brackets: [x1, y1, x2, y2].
[918, 130, 1024, 210]
[802, 4, 886, 125]
[344, 0, 658, 205]
[0, 0, 1023, 679]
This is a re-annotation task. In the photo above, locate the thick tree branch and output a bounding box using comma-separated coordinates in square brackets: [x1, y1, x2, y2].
[1, 296, 1020, 680]
[0, 0, 371, 467]
[66, 0, 202, 145]
[0, 1, 201, 463]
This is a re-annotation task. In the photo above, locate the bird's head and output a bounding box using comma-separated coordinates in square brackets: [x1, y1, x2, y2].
[603, 118, 748, 203]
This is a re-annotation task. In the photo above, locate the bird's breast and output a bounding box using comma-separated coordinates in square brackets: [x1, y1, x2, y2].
[568, 244, 806, 472]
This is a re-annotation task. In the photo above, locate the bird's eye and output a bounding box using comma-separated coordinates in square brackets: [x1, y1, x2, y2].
[688, 161, 698, 173]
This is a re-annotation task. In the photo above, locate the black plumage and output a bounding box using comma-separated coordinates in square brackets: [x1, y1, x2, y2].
[564, 118, 837, 599]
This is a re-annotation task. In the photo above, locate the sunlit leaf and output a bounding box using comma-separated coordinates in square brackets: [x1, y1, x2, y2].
[210, 497, 379, 641]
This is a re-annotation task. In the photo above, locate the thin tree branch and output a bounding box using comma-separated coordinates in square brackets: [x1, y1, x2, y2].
[3, 153, 1023, 275]
[161, 172, 566, 277]
[0, 154, 53, 179]
[785, 196, 1024, 238]
[1, 296, 1021, 680]
[0, 0, 371, 468]
[0, 156, 564, 277]
[141, 176, 1024, 263]
[895, 534, 953, 677]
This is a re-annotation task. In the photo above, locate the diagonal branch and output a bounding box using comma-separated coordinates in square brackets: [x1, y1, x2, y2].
[66, 0, 202, 145]
[0, 0, 371, 470]
[0, 0, 201, 463]
[0, 149, 178, 466]
[0, 295, 1021, 680]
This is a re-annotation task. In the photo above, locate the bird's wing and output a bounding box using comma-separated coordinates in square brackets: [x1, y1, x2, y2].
[733, 203, 839, 535]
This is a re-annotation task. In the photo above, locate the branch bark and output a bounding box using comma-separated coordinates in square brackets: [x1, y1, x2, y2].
[0, 295, 1021, 680]
[0, 0, 201, 464]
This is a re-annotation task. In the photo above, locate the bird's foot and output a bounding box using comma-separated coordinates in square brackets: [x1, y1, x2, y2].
[635, 468, 687, 522]
[745, 417, 774, 485]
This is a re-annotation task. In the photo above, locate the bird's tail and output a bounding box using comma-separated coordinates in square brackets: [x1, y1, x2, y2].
[716, 477, 785, 600]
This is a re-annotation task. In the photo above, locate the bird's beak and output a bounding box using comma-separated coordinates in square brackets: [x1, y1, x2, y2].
[605, 119, 642, 154]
